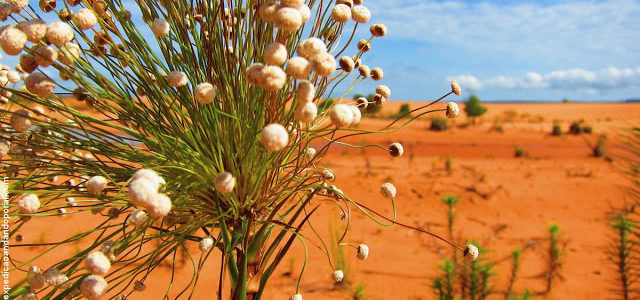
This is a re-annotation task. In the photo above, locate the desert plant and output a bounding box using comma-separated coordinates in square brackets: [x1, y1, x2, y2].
[608, 212, 638, 300]
[351, 283, 368, 300]
[445, 156, 452, 175]
[1, 1, 473, 299]
[551, 123, 562, 136]
[464, 94, 487, 124]
[505, 249, 523, 299]
[432, 258, 456, 300]
[514, 146, 529, 158]
[441, 195, 459, 243]
[592, 134, 608, 157]
[545, 223, 563, 293]
[390, 103, 411, 119]
[430, 116, 449, 131]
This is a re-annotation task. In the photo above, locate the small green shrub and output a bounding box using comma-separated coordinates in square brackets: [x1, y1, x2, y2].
[593, 134, 607, 157]
[514, 146, 529, 158]
[551, 123, 562, 136]
[430, 117, 449, 131]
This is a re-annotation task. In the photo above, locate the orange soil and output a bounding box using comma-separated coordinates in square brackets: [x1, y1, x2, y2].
[9, 102, 640, 299]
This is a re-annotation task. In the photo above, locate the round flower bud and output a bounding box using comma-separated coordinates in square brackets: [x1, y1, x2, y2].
[371, 67, 383, 81]
[151, 18, 170, 37]
[261, 65, 286, 91]
[286, 57, 311, 79]
[331, 4, 351, 23]
[373, 93, 385, 105]
[167, 71, 188, 87]
[214, 172, 235, 194]
[451, 80, 461, 96]
[357, 39, 371, 52]
[46, 21, 74, 46]
[74, 8, 98, 30]
[370, 24, 387, 37]
[259, 3, 278, 22]
[85, 251, 111, 275]
[58, 42, 81, 65]
[297, 80, 315, 102]
[0, 26, 26, 55]
[446, 102, 459, 119]
[10, 109, 31, 132]
[86, 176, 108, 195]
[355, 97, 368, 110]
[128, 209, 147, 227]
[275, 7, 302, 32]
[338, 56, 355, 72]
[297, 4, 311, 23]
[264, 42, 287, 66]
[297, 38, 326, 60]
[261, 123, 289, 151]
[246, 63, 265, 86]
[357, 244, 369, 260]
[39, 0, 56, 13]
[80, 275, 107, 300]
[25, 72, 55, 97]
[304, 147, 316, 160]
[194, 82, 217, 104]
[329, 104, 354, 127]
[199, 237, 214, 252]
[380, 182, 396, 198]
[17, 194, 40, 214]
[27, 266, 45, 289]
[294, 101, 317, 123]
[389, 143, 403, 157]
[34, 45, 58, 67]
[358, 65, 370, 78]
[331, 270, 344, 283]
[128, 178, 157, 207]
[43, 268, 67, 286]
[376, 85, 391, 98]
[349, 105, 361, 126]
[311, 53, 336, 77]
[464, 244, 479, 261]
[17, 19, 47, 43]
[351, 5, 370, 23]
[290, 294, 302, 300]
[148, 193, 172, 217]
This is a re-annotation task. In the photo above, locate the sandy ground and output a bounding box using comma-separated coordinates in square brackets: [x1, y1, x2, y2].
[8, 102, 640, 299]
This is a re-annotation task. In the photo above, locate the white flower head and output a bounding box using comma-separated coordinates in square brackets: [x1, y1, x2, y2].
[311, 53, 336, 77]
[199, 236, 214, 252]
[80, 275, 108, 300]
[128, 209, 148, 227]
[297, 38, 327, 60]
[27, 266, 45, 289]
[167, 71, 188, 87]
[275, 7, 302, 32]
[86, 176, 108, 195]
[260, 65, 286, 91]
[17, 193, 39, 214]
[194, 82, 217, 104]
[151, 18, 170, 37]
[286, 57, 311, 79]
[85, 251, 111, 275]
[297, 80, 315, 103]
[73, 8, 98, 30]
[214, 172, 236, 194]
[357, 244, 369, 260]
[0, 26, 26, 55]
[147, 193, 172, 217]
[294, 101, 317, 123]
[389, 143, 403, 157]
[46, 21, 74, 46]
[380, 182, 396, 198]
[464, 244, 479, 262]
[331, 4, 351, 23]
[261, 123, 289, 151]
[329, 104, 353, 127]
[331, 270, 344, 283]
[451, 80, 461, 96]
[264, 42, 287, 66]
[304, 147, 316, 160]
[43, 268, 68, 286]
[446, 102, 459, 119]
[290, 294, 302, 300]
[10, 109, 31, 132]
[351, 5, 371, 23]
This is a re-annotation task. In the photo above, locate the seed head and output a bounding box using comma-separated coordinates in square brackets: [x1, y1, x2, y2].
[39, 0, 56, 12]
[17, 19, 47, 43]
[25, 72, 55, 97]
[349, 105, 361, 127]
[297, 80, 315, 103]
[357, 39, 371, 52]
[275, 7, 303, 32]
[74, 8, 98, 30]
[376, 85, 391, 98]
[372, 93, 385, 106]
[214, 172, 236, 194]
[380, 182, 396, 198]
[297, 4, 311, 23]
[259, 3, 279, 22]
[295, 101, 317, 123]
[331, 4, 351, 23]
[246, 63, 265, 86]
[358, 65, 370, 78]
[451, 80, 461, 96]
[0, 26, 26, 55]
[351, 5, 370, 23]
[148, 193, 172, 217]
[46, 21, 74, 46]
[371, 67, 383, 81]
[58, 42, 81, 65]
[194, 82, 217, 104]
[331, 270, 344, 283]
[357, 244, 369, 260]
[128, 209, 147, 227]
[134, 280, 146, 292]
[311, 52, 336, 77]
[304, 147, 316, 160]
[370, 24, 387, 37]
[286, 56, 311, 79]
[290, 294, 303, 300]
[43, 268, 68, 286]
[329, 104, 354, 127]
[132, 168, 165, 188]
[446, 102, 459, 119]
[167, 71, 188, 87]
[151, 18, 170, 37]
[356, 97, 368, 109]
[261, 65, 287, 91]
[389, 142, 403, 157]
[80, 275, 108, 300]
[27, 266, 45, 289]
[199, 236, 214, 252]
[86, 175, 108, 195]
[264, 42, 287, 66]
[261, 123, 289, 151]
[128, 178, 158, 207]
[297, 38, 327, 60]
[85, 251, 111, 275]
[464, 244, 479, 261]
[338, 56, 355, 72]
[10, 109, 31, 132]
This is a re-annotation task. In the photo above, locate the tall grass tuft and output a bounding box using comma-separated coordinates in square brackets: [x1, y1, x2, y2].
[609, 212, 638, 300]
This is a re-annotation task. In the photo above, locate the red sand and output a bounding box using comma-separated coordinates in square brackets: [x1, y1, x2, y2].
[9, 102, 640, 299]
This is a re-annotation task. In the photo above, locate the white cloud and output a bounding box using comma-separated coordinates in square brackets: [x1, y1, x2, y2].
[447, 67, 640, 93]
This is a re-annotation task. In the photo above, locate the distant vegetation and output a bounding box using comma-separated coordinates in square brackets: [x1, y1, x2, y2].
[464, 94, 488, 124]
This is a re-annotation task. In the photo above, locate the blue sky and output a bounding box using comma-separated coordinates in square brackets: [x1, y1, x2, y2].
[349, 0, 640, 101]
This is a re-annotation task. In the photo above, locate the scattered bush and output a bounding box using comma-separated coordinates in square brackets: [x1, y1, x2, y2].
[593, 134, 607, 157]
[551, 123, 563, 136]
[430, 117, 449, 131]
[464, 94, 488, 124]
[514, 146, 529, 158]
[609, 212, 638, 300]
